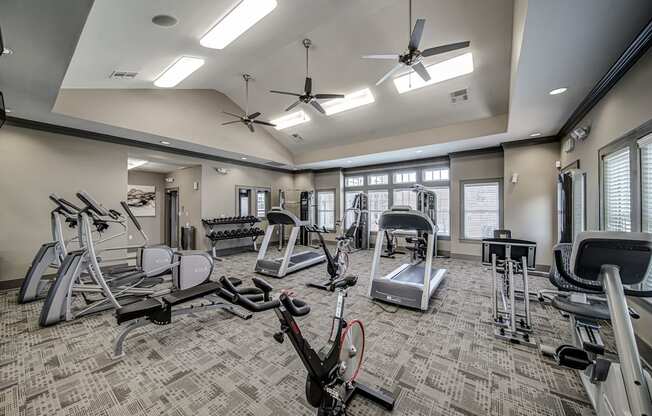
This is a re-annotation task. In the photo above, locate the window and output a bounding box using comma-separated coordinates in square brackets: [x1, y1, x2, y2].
[238, 189, 251, 217]
[392, 189, 417, 209]
[462, 181, 501, 239]
[256, 190, 270, 218]
[393, 171, 417, 184]
[368, 190, 389, 232]
[317, 191, 336, 230]
[344, 191, 358, 228]
[428, 186, 450, 236]
[423, 168, 449, 182]
[345, 176, 364, 187]
[368, 173, 388, 186]
[603, 147, 631, 231]
[641, 136, 652, 232]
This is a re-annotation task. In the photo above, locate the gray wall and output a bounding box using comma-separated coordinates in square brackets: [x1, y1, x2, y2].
[450, 151, 505, 257]
[503, 142, 560, 266]
[560, 48, 652, 230]
[165, 166, 203, 250]
[559, 48, 652, 347]
[201, 162, 295, 251]
[127, 170, 166, 245]
[0, 125, 128, 282]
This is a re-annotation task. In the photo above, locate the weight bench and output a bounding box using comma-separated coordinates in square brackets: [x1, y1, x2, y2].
[113, 277, 260, 358]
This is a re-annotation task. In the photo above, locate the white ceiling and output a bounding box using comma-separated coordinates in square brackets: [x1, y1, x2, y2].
[62, 0, 513, 153]
[2, 0, 651, 170]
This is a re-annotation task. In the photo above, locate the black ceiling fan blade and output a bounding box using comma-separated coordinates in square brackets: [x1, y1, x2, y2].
[408, 18, 426, 50]
[412, 62, 431, 82]
[304, 77, 312, 95]
[421, 41, 470, 57]
[315, 93, 344, 99]
[361, 54, 399, 60]
[376, 62, 405, 85]
[285, 100, 301, 112]
[270, 90, 301, 97]
[248, 112, 261, 119]
[310, 100, 326, 114]
[222, 111, 243, 118]
[247, 123, 255, 133]
[221, 120, 242, 126]
[252, 120, 276, 127]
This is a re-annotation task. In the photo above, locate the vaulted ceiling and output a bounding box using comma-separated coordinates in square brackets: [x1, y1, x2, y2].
[1, 0, 651, 169]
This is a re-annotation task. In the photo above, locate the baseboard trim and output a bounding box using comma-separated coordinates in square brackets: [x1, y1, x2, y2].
[0, 279, 23, 291]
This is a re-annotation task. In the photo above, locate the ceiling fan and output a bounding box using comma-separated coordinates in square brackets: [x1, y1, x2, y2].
[362, 0, 470, 86]
[270, 39, 344, 114]
[222, 74, 275, 133]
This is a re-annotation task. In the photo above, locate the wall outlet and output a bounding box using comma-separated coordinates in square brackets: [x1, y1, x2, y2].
[193, 181, 199, 190]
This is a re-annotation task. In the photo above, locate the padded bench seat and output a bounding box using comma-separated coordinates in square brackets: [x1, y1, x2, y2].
[116, 278, 243, 324]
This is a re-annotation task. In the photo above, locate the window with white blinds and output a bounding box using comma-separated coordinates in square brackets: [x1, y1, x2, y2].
[344, 191, 358, 228]
[640, 136, 652, 233]
[393, 189, 417, 209]
[317, 191, 335, 230]
[427, 186, 450, 236]
[368, 190, 389, 232]
[603, 147, 631, 232]
[462, 182, 501, 239]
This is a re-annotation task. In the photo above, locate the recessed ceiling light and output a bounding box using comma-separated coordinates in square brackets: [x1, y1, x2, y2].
[241, 157, 247, 160]
[549, 87, 567, 95]
[154, 56, 205, 88]
[530, 132, 542, 137]
[394, 52, 474, 94]
[160, 140, 171, 145]
[271, 110, 310, 130]
[152, 14, 178, 27]
[321, 88, 375, 116]
[4, 108, 12, 113]
[127, 158, 148, 170]
[346, 160, 353, 164]
[200, 0, 277, 50]
[415, 150, 423, 153]
[2, 47, 13, 56]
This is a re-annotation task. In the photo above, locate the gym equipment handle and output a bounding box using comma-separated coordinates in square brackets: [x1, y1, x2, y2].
[120, 201, 143, 231]
[279, 293, 310, 317]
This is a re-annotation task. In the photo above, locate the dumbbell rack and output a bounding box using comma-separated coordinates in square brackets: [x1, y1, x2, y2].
[202, 216, 263, 259]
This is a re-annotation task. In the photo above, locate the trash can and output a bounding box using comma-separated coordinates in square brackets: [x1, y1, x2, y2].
[181, 225, 196, 250]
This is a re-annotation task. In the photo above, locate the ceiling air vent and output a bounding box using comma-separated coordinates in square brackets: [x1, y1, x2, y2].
[450, 88, 469, 103]
[264, 161, 287, 168]
[290, 133, 305, 143]
[109, 70, 138, 80]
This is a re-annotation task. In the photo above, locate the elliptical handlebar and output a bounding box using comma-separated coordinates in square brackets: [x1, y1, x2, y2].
[120, 201, 143, 232]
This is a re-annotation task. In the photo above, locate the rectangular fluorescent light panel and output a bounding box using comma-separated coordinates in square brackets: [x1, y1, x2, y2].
[154, 56, 205, 88]
[271, 110, 310, 130]
[200, 0, 277, 49]
[322, 88, 375, 116]
[394, 52, 474, 94]
[127, 158, 148, 170]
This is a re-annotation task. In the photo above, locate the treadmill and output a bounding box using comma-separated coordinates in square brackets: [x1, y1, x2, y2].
[369, 206, 447, 310]
[255, 208, 326, 278]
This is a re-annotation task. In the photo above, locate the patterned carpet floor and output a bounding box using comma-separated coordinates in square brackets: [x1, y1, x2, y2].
[0, 250, 605, 416]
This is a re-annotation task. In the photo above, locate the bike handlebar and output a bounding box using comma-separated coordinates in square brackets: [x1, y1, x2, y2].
[279, 293, 311, 317]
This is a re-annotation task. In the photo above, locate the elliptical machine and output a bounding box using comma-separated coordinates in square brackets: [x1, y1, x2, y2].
[304, 225, 357, 291]
[219, 276, 395, 415]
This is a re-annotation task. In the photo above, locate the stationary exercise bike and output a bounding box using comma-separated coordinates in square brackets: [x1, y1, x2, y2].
[380, 230, 404, 259]
[219, 276, 395, 415]
[305, 225, 357, 291]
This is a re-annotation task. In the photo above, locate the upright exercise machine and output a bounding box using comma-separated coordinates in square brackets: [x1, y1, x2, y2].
[255, 208, 325, 278]
[545, 232, 652, 416]
[369, 206, 447, 310]
[483, 235, 538, 347]
[342, 192, 370, 251]
[220, 276, 395, 415]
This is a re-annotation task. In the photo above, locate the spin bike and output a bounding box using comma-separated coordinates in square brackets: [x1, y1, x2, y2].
[219, 276, 395, 415]
[305, 225, 357, 291]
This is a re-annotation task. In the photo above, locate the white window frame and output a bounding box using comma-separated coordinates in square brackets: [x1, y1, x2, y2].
[460, 179, 503, 241]
[345, 176, 364, 187]
[393, 170, 417, 185]
[423, 168, 449, 183]
[367, 173, 389, 186]
[427, 186, 450, 237]
[367, 190, 389, 232]
[316, 189, 336, 231]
